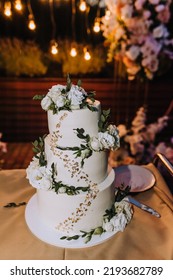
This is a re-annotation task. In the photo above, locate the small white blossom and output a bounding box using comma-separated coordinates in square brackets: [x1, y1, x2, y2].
[89, 136, 103, 151]
[81, 149, 91, 159]
[58, 187, 67, 194]
[41, 96, 52, 111]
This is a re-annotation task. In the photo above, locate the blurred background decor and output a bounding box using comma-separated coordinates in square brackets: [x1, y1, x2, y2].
[0, 0, 172, 169]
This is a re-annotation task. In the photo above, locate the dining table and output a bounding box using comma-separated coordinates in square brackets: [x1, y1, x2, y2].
[0, 161, 173, 260]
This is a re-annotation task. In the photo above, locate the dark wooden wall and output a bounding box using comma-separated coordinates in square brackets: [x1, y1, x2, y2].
[0, 77, 172, 142]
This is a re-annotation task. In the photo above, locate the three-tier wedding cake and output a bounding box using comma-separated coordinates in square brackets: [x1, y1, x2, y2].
[26, 76, 133, 247]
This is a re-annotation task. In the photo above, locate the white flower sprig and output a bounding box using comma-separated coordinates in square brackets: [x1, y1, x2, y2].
[102, 0, 173, 80]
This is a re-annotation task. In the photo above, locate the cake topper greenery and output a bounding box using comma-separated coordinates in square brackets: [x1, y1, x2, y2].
[33, 74, 98, 114]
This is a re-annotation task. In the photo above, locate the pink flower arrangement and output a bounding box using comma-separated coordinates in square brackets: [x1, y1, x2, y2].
[102, 0, 173, 80]
[108, 106, 172, 166]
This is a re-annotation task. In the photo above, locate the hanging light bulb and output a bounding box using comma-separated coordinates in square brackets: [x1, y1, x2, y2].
[83, 47, 91, 61]
[50, 40, 58, 55]
[79, 0, 87, 12]
[70, 46, 77, 57]
[4, 1, 12, 17]
[93, 18, 100, 33]
[14, 0, 22, 11]
[28, 14, 36, 30]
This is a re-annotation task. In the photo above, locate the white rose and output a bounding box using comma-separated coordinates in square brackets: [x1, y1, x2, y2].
[40, 175, 51, 190]
[67, 85, 86, 107]
[98, 132, 116, 149]
[111, 212, 127, 232]
[26, 157, 51, 190]
[102, 220, 115, 232]
[89, 136, 102, 151]
[107, 124, 119, 137]
[41, 96, 52, 111]
[48, 85, 65, 97]
[55, 95, 66, 108]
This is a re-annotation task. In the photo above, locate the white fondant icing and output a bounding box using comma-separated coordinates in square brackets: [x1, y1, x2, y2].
[44, 134, 108, 187]
[36, 168, 115, 235]
[47, 101, 101, 147]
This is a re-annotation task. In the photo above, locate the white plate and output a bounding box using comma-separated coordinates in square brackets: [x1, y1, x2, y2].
[114, 165, 155, 192]
[25, 194, 118, 249]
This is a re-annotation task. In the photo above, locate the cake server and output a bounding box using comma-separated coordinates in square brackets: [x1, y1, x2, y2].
[126, 197, 161, 218]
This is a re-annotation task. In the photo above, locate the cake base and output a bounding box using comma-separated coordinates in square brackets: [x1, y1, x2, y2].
[25, 194, 117, 248]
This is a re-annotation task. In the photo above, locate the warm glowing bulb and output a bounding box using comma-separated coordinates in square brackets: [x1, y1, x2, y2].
[84, 49, 91, 61]
[28, 19, 36, 30]
[15, 0, 22, 11]
[70, 47, 77, 57]
[93, 22, 100, 33]
[50, 42, 58, 55]
[79, 1, 87, 12]
[4, 2, 12, 17]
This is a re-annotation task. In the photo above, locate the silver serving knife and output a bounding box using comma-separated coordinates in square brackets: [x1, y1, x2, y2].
[126, 197, 161, 218]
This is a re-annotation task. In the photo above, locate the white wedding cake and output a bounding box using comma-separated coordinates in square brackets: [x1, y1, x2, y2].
[26, 77, 133, 246]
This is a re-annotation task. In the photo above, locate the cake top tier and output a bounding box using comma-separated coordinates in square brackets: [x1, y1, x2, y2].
[33, 75, 97, 114]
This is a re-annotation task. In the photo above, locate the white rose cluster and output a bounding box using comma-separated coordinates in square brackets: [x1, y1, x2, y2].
[89, 124, 120, 152]
[26, 157, 52, 190]
[99, 124, 120, 150]
[41, 84, 87, 112]
[102, 198, 133, 233]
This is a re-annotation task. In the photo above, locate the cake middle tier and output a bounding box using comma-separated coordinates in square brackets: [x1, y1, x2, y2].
[44, 134, 108, 187]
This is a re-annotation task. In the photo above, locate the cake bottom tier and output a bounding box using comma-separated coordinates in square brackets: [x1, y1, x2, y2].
[36, 168, 115, 235]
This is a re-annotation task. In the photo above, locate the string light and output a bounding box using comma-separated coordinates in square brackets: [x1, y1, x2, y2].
[50, 40, 58, 55]
[14, 0, 23, 11]
[83, 47, 91, 61]
[93, 18, 100, 33]
[70, 46, 77, 57]
[79, 0, 87, 12]
[27, 0, 36, 30]
[70, 0, 77, 57]
[49, 0, 58, 55]
[4, 1, 12, 17]
[28, 14, 36, 30]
